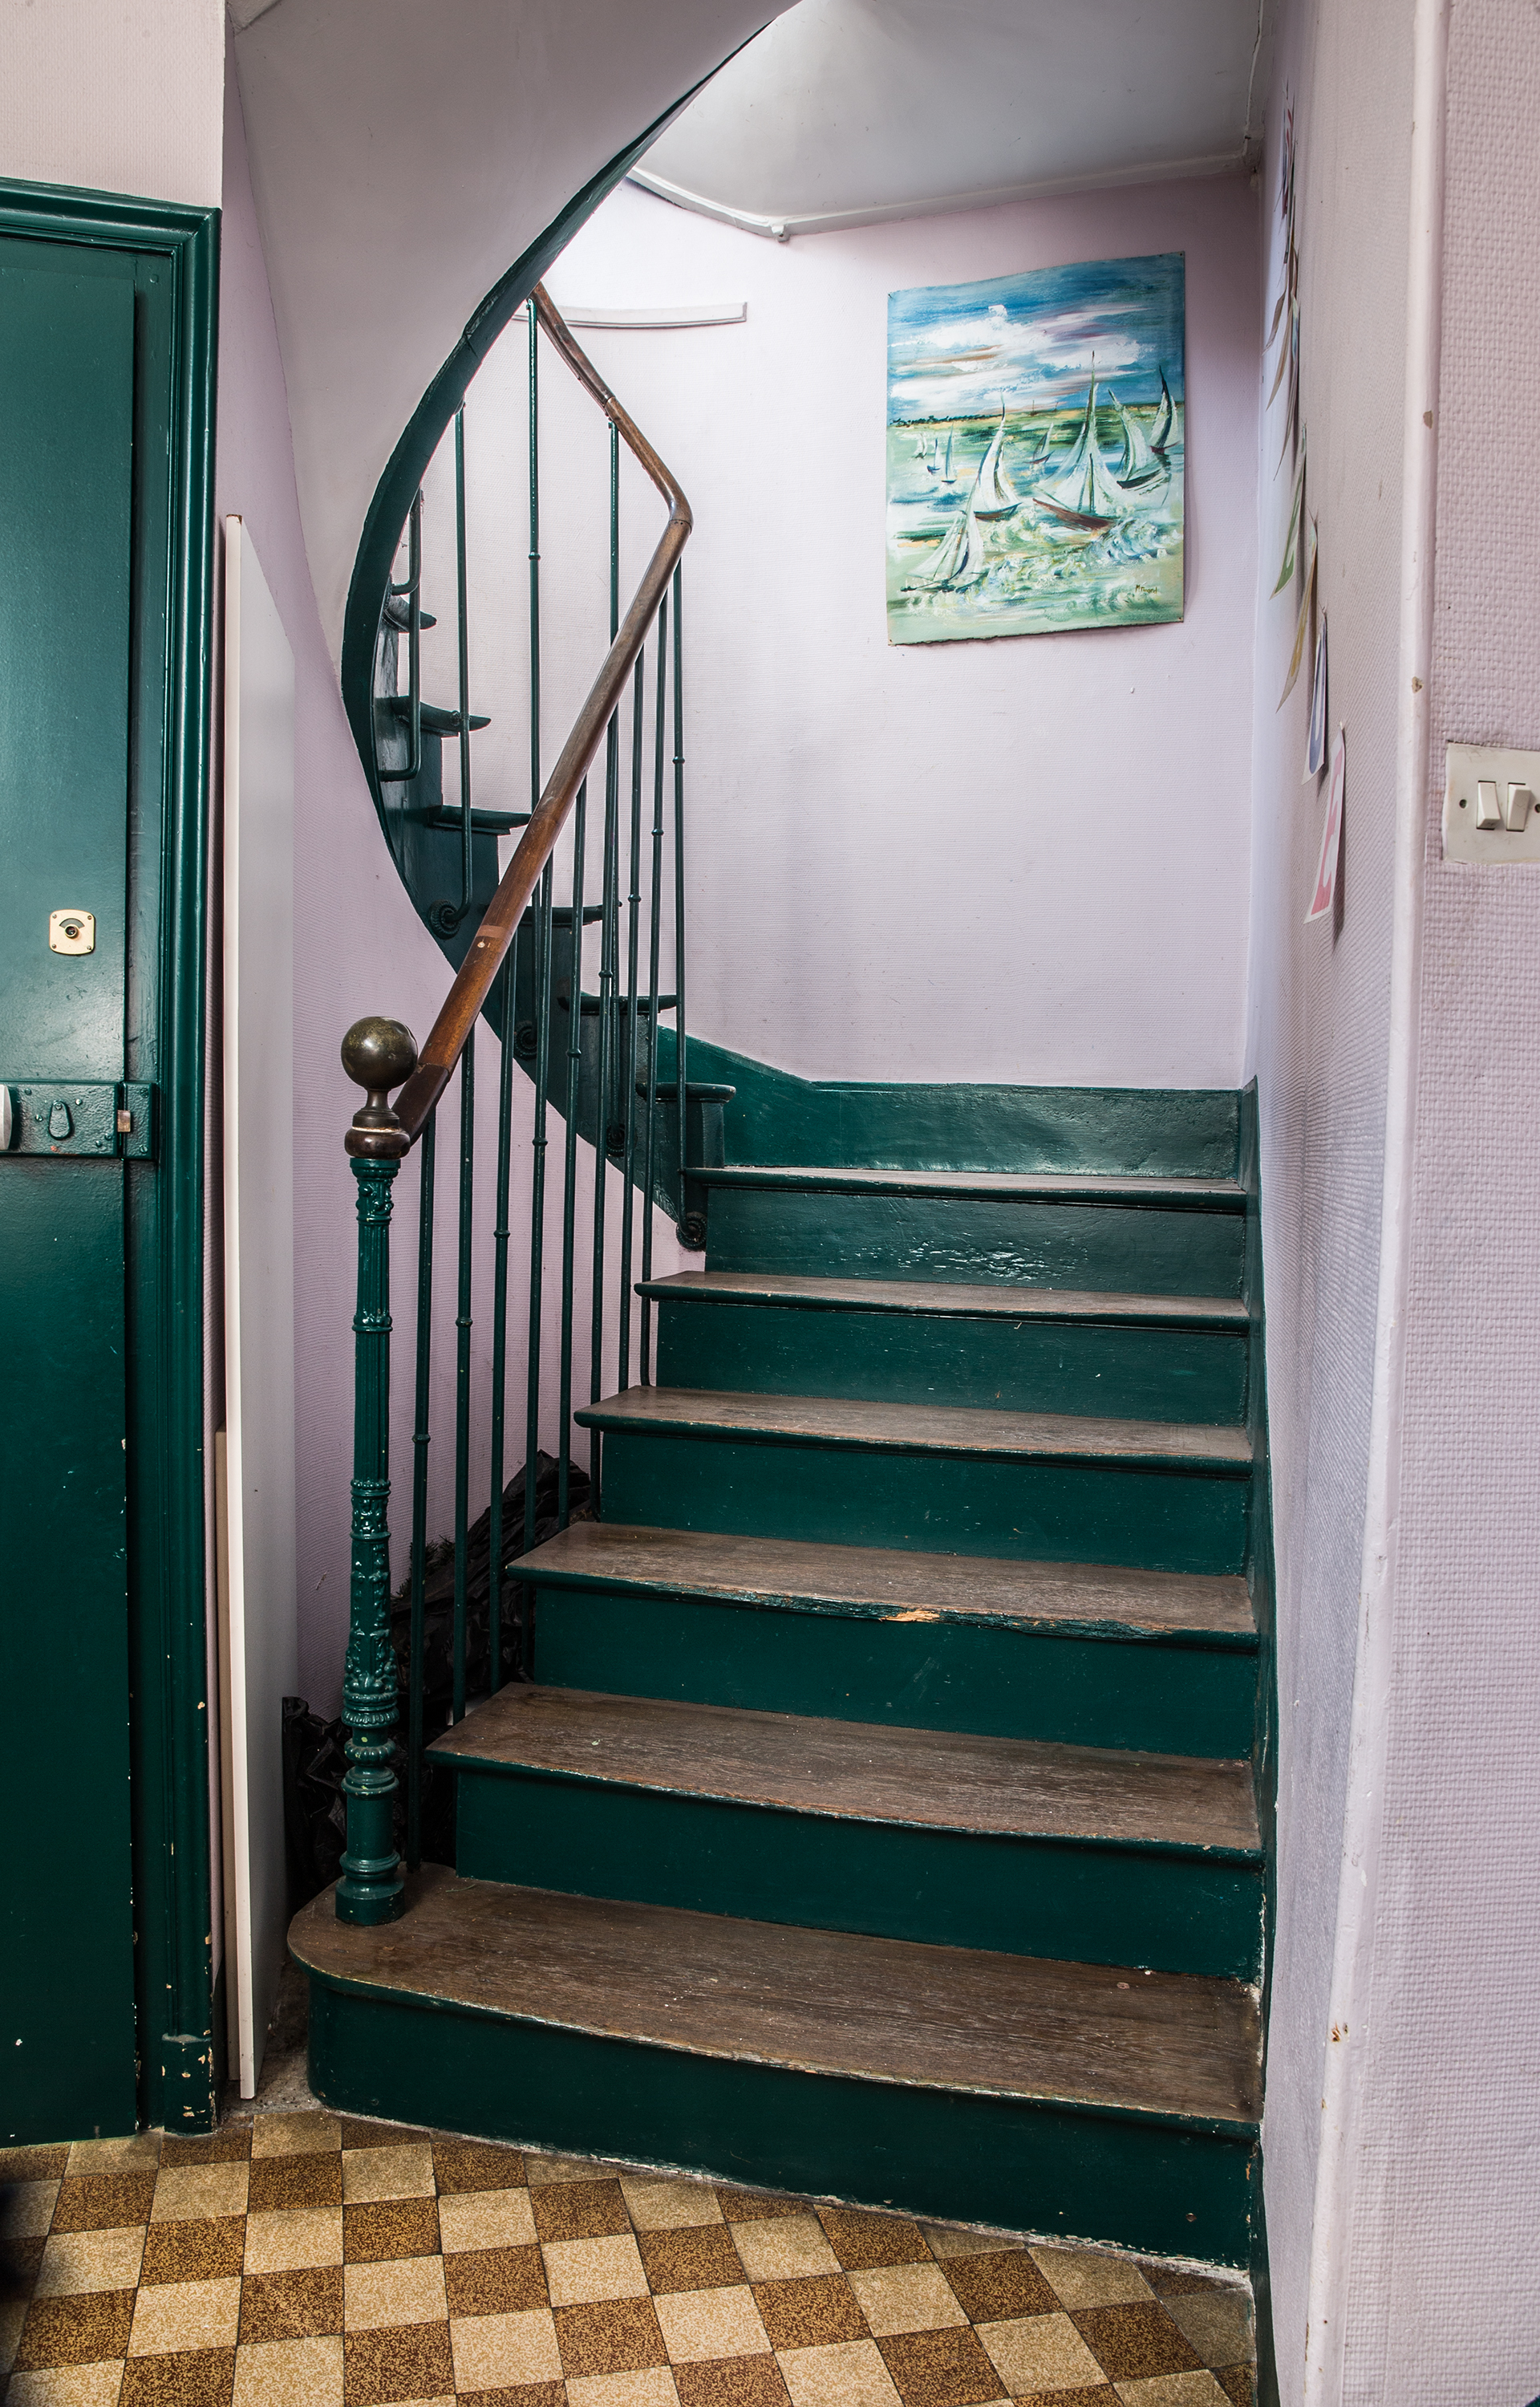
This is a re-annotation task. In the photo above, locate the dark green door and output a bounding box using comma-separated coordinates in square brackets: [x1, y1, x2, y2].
[0, 262, 139, 2138]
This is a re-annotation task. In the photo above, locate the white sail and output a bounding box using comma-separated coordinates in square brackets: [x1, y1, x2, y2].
[914, 501, 990, 590]
[940, 432, 954, 484]
[971, 402, 1019, 521]
[1110, 388, 1160, 486]
[1150, 369, 1175, 453]
[1031, 365, 1125, 528]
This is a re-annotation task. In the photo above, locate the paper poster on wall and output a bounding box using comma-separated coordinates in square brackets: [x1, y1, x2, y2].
[886, 253, 1185, 645]
[1307, 726, 1346, 923]
[1304, 608, 1328, 777]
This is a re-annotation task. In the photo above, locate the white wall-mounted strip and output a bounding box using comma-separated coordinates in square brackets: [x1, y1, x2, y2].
[626, 150, 1249, 244]
[512, 302, 746, 330]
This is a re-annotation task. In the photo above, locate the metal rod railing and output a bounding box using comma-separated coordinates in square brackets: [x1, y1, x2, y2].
[455, 408, 473, 919]
[452, 1030, 475, 1725]
[405, 1107, 436, 1869]
[337, 285, 693, 1926]
[557, 785, 586, 1531]
[639, 595, 668, 1385]
[488, 949, 516, 1694]
[617, 648, 645, 1390]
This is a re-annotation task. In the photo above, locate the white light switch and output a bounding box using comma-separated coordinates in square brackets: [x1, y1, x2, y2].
[1444, 745, 1540, 863]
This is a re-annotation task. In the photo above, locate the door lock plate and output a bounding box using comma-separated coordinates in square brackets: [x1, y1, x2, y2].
[48, 909, 96, 955]
[0, 1082, 155, 1159]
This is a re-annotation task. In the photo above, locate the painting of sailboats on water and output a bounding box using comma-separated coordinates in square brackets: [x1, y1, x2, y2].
[887, 253, 1185, 644]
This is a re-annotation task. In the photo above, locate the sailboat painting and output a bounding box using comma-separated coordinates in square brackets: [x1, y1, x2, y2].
[887, 253, 1185, 643]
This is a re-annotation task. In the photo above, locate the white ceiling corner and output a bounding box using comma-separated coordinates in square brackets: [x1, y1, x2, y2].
[634, 0, 1264, 238]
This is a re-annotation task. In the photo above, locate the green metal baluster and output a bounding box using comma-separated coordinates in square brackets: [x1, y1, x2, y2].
[589, 420, 622, 1500]
[406, 1106, 436, 1869]
[338, 1017, 417, 1926]
[452, 1028, 475, 1721]
[455, 406, 473, 919]
[671, 567, 691, 1242]
[639, 596, 667, 1384]
[557, 783, 587, 1528]
[522, 298, 550, 1612]
[617, 647, 645, 1390]
[379, 493, 424, 785]
[488, 950, 516, 1693]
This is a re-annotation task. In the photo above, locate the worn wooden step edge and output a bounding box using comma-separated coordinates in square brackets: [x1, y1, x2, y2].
[695, 1165, 1246, 1208]
[290, 1869, 1262, 2133]
[640, 1271, 1250, 1329]
[428, 1684, 1261, 1857]
[513, 1524, 1258, 1649]
[577, 1386, 1254, 1470]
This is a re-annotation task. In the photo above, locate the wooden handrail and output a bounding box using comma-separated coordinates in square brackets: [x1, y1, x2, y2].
[370, 284, 692, 1153]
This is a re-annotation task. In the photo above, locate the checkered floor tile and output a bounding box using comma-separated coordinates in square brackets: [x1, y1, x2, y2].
[0, 2116, 1254, 2405]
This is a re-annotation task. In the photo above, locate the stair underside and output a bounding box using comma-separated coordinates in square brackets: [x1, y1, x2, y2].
[696, 1166, 1244, 1207]
[292, 1867, 1260, 2129]
[644, 1270, 1248, 1326]
[578, 1385, 1253, 1467]
[516, 1521, 1256, 1642]
[432, 1684, 1259, 1853]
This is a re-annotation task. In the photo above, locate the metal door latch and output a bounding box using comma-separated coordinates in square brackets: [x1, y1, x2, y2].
[0, 1082, 155, 1158]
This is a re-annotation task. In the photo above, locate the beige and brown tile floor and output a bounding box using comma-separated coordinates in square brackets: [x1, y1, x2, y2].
[0, 2116, 1254, 2407]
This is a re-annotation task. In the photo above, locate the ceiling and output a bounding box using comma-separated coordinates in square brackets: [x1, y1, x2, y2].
[634, 0, 1264, 238]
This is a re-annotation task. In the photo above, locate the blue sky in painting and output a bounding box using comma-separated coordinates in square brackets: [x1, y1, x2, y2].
[888, 253, 1185, 424]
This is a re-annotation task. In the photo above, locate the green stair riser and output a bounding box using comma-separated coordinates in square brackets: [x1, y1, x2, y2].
[306, 1975, 1257, 2265]
[594, 1433, 1250, 1576]
[447, 1768, 1263, 1979]
[673, 1041, 1244, 1180]
[703, 1191, 1245, 1298]
[529, 1585, 1258, 1757]
[655, 1299, 1247, 1425]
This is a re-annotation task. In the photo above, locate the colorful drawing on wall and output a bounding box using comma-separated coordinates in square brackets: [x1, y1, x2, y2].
[886, 253, 1185, 645]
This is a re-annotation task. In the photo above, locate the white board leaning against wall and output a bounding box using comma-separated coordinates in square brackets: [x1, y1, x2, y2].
[221, 517, 296, 2097]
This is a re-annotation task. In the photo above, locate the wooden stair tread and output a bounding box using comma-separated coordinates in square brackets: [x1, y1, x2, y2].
[577, 1386, 1252, 1467]
[431, 1684, 1260, 1853]
[696, 1165, 1244, 1207]
[641, 1271, 1247, 1327]
[515, 1522, 1255, 1642]
[292, 1865, 1261, 2128]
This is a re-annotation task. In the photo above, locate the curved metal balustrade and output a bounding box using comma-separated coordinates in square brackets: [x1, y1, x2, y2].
[333, 288, 710, 1926]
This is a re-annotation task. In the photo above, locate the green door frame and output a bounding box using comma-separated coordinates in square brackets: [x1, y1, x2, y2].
[0, 177, 220, 2133]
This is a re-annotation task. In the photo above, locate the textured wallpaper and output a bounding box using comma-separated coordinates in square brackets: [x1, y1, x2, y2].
[1342, 3, 1540, 2397]
[1246, 0, 1414, 2390]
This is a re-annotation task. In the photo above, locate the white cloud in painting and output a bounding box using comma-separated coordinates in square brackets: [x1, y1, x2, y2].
[893, 297, 1156, 420]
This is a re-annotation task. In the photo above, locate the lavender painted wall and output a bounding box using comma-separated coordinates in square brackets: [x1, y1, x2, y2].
[446, 172, 1262, 1090]
[217, 63, 452, 1709]
[1330, 4, 1540, 2394]
[221, 63, 685, 1711]
[1250, 0, 1540, 2394]
[1243, 0, 1416, 2386]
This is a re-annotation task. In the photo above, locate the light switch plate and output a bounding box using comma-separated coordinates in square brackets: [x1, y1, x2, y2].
[1443, 745, 1540, 863]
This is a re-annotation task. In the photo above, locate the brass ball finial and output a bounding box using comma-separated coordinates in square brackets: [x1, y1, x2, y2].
[342, 1017, 417, 1157]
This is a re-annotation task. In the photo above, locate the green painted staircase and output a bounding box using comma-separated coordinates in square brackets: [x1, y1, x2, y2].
[294, 1086, 1270, 2270]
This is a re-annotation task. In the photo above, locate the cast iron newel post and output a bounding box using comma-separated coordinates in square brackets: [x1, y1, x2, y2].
[337, 1017, 418, 1926]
